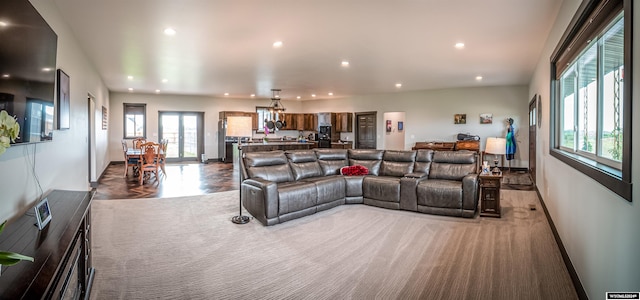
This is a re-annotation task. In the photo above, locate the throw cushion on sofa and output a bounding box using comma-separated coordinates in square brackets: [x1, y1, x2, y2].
[340, 165, 369, 176]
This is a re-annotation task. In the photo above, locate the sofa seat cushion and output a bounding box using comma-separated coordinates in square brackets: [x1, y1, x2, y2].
[363, 176, 401, 202]
[344, 176, 365, 197]
[416, 179, 462, 209]
[302, 175, 346, 205]
[277, 182, 317, 215]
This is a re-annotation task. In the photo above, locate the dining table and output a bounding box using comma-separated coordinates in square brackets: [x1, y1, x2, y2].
[126, 147, 166, 182]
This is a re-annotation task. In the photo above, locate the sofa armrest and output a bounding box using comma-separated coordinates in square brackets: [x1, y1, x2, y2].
[241, 178, 279, 222]
[461, 174, 479, 211]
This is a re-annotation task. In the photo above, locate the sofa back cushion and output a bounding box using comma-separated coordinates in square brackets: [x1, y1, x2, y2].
[349, 149, 383, 176]
[380, 150, 416, 177]
[428, 151, 476, 181]
[244, 151, 294, 183]
[414, 149, 434, 174]
[315, 149, 349, 175]
[286, 150, 323, 180]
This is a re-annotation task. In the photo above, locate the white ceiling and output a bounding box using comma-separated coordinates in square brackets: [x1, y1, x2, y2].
[51, 0, 562, 100]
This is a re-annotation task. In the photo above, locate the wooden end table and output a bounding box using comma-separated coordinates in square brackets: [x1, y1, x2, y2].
[479, 173, 502, 217]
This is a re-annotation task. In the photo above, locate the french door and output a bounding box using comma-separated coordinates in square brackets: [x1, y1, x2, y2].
[159, 111, 204, 162]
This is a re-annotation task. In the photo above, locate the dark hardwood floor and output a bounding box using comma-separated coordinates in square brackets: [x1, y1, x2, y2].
[95, 161, 533, 200]
[94, 161, 239, 200]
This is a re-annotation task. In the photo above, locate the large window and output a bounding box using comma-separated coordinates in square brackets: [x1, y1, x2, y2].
[550, 0, 632, 201]
[123, 103, 146, 138]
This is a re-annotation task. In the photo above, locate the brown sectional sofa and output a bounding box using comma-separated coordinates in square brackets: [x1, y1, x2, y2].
[240, 148, 479, 226]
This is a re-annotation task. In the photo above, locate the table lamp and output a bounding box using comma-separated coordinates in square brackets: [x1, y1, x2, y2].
[226, 116, 253, 224]
[484, 137, 506, 175]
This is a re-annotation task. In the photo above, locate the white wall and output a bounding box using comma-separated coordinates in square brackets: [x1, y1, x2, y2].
[303, 85, 529, 167]
[0, 0, 110, 223]
[529, 0, 640, 297]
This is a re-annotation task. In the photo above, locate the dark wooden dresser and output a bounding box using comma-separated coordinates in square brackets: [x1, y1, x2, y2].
[411, 141, 456, 151]
[0, 190, 95, 299]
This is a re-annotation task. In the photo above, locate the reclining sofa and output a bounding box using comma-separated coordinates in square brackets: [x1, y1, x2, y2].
[240, 149, 478, 226]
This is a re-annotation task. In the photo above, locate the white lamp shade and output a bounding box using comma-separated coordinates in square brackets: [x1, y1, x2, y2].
[227, 116, 253, 138]
[485, 137, 506, 155]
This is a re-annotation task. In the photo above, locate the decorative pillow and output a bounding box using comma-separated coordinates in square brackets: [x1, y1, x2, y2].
[340, 165, 369, 176]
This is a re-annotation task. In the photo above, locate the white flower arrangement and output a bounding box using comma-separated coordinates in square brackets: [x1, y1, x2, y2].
[0, 110, 20, 156]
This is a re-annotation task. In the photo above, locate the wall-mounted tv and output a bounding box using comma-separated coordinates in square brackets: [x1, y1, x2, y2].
[0, 0, 57, 144]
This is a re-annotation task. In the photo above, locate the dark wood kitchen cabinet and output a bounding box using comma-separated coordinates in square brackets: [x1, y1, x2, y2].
[335, 112, 353, 132]
[303, 114, 318, 131]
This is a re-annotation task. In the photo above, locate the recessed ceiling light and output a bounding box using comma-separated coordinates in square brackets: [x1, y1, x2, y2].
[1, 74, 9, 78]
[42, 68, 52, 72]
[224, 93, 229, 96]
[127, 75, 133, 80]
[273, 41, 283, 48]
[162, 78, 168, 83]
[128, 88, 133, 92]
[341, 61, 350, 67]
[475, 76, 483, 81]
[455, 42, 465, 49]
[164, 28, 176, 36]
[250, 94, 256, 97]
[0, 21, 8, 27]
[328, 92, 333, 96]
[296, 96, 301, 99]
[395, 83, 402, 88]
[311, 94, 316, 97]
[155, 89, 160, 93]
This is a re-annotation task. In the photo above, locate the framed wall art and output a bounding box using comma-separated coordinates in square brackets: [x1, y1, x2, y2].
[480, 113, 493, 124]
[398, 121, 403, 131]
[454, 114, 466, 124]
[57, 69, 70, 129]
[386, 120, 392, 132]
[537, 95, 542, 128]
[102, 106, 108, 130]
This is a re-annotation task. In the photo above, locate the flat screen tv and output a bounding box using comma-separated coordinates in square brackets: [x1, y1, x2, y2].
[0, 0, 57, 144]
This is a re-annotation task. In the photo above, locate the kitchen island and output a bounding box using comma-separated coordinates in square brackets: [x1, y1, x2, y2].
[237, 141, 316, 153]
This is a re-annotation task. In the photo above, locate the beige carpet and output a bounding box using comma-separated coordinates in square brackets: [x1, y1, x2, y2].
[90, 190, 577, 300]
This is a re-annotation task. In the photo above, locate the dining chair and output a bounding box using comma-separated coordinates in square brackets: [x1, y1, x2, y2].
[158, 139, 168, 176]
[133, 137, 147, 149]
[138, 142, 161, 185]
[122, 140, 139, 177]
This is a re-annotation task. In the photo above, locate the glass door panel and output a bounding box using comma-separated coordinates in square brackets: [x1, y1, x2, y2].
[161, 114, 180, 159]
[183, 115, 198, 158]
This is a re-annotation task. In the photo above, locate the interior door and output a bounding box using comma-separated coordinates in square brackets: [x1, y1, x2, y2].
[159, 112, 204, 162]
[529, 95, 537, 184]
[355, 112, 376, 149]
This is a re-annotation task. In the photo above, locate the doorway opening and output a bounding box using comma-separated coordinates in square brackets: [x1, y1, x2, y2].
[88, 94, 97, 187]
[528, 95, 538, 184]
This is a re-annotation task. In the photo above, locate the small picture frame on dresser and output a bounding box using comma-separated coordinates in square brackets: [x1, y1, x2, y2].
[35, 198, 52, 230]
